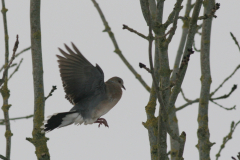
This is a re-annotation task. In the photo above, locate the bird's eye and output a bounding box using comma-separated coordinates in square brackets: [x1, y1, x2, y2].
[118, 80, 121, 83]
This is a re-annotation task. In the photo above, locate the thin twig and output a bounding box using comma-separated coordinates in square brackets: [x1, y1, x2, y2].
[45, 86, 57, 101]
[211, 84, 237, 100]
[10, 63, 17, 68]
[210, 65, 240, 97]
[8, 58, 23, 80]
[232, 157, 237, 160]
[176, 98, 199, 111]
[0, 63, 20, 73]
[0, 65, 4, 73]
[216, 121, 240, 160]
[210, 100, 236, 111]
[180, 88, 192, 102]
[0, 114, 33, 125]
[193, 40, 201, 52]
[230, 32, 240, 52]
[91, 0, 150, 92]
[122, 24, 148, 40]
[15, 46, 31, 58]
[0, 35, 19, 87]
[176, 95, 237, 112]
[231, 152, 240, 160]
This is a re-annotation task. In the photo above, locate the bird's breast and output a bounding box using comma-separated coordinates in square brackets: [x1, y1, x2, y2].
[93, 97, 120, 118]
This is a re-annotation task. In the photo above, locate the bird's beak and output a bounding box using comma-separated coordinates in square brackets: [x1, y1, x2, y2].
[122, 85, 126, 90]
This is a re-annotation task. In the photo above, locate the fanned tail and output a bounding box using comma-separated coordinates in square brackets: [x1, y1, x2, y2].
[41, 111, 83, 133]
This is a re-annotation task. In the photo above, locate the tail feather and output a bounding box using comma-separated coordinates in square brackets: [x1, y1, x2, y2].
[41, 111, 82, 133]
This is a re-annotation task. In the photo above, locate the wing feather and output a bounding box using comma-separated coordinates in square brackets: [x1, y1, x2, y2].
[57, 43, 105, 104]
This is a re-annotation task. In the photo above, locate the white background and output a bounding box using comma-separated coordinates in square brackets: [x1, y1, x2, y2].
[0, 0, 240, 160]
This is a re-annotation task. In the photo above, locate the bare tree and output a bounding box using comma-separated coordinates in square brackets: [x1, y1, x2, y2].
[1, 1, 239, 160]
[0, 1, 29, 160]
[91, 0, 239, 160]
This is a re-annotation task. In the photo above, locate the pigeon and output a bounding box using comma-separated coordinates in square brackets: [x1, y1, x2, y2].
[41, 43, 125, 133]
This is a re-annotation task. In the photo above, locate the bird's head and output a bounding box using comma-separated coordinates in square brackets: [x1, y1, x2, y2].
[108, 77, 125, 90]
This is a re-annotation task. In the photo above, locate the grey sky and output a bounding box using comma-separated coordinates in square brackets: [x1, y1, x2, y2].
[0, 0, 240, 159]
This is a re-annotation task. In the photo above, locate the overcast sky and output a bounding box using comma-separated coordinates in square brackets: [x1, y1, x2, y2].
[0, 0, 240, 160]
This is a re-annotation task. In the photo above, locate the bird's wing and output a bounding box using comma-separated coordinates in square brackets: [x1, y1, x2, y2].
[57, 43, 105, 104]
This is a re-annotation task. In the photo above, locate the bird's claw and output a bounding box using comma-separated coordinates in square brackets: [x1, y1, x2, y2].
[94, 118, 109, 128]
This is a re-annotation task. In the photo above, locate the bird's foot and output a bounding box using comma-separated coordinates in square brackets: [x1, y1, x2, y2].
[94, 118, 109, 128]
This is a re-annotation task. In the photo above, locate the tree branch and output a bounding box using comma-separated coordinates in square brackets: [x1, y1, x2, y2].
[139, 1, 163, 159]
[0, 35, 19, 87]
[167, 0, 204, 118]
[146, 2, 186, 160]
[0, 63, 17, 73]
[0, 65, 4, 73]
[139, 62, 152, 73]
[8, 58, 23, 80]
[146, 2, 168, 159]
[45, 86, 57, 101]
[165, 0, 184, 45]
[122, 24, 148, 40]
[176, 98, 199, 111]
[231, 152, 240, 160]
[216, 120, 240, 160]
[210, 100, 236, 111]
[230, 32, 240, 52]
[15, 46, 31, 58]
[211, 84, 237, 100]
[193, 40, 201, 52]
[139, 0, 150, 26]
[180, 88, 192, 102]
[176, 96, 237, 112]
[210, 64, 240, 97]
[196, 0, 219, 155]
[27, 1, 50, 159]
[0, 114, 33, 125]
[91, 0, 150, 92]
[0, 155, 8, 160]
[170, 0, 192, 90]
[1, 2, 17, 159]
[198, 3, 220, 20]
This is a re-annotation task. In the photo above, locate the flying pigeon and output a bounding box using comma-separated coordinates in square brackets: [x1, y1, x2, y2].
[41, 43, 125, 133]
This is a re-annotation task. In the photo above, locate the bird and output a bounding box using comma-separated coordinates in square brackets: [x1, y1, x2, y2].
[41, 43, 125, 133]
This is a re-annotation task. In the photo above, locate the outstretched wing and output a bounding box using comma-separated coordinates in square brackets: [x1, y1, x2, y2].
[57, 43, 105, 104]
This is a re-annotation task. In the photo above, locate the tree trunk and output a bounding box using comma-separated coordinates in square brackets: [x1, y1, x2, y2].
[26, 0, 50, 159]
[197, 0, 216, 159]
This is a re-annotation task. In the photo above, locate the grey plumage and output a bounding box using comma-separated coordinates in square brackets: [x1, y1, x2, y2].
[41, 43, 125, 133]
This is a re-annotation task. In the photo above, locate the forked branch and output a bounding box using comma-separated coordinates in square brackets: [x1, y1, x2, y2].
[0, 35, 19, 87]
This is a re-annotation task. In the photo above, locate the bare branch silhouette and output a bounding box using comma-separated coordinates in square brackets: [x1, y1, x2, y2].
[91, 0, 150, 92]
